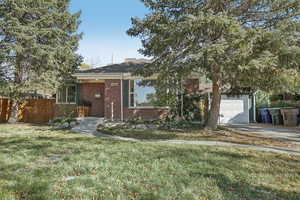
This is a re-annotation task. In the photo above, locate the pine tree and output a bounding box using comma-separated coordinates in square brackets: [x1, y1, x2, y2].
[128, 0, 300, 130]
[0, 0, 82, 99]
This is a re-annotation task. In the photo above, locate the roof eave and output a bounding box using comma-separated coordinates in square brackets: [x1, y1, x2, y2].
[73, 72, 159, 80]
[73, 73, 124, 80]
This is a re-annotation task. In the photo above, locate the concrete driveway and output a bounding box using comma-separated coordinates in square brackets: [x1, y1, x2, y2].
[226, 124, 300, 144]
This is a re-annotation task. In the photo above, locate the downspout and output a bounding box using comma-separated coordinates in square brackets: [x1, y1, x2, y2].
[111, 102, 114, 121]
[120, 73, 124, 121]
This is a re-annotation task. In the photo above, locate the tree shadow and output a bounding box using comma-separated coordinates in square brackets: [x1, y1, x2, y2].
[149, 144, 254, 159]
[201, 173, 300, 200]
[0, 135, 125, 156]
[0, 160, 53, 200]
[100, 128, 180, 140]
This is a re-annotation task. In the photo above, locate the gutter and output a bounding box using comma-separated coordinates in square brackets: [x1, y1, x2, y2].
[73, 73, 159, 80]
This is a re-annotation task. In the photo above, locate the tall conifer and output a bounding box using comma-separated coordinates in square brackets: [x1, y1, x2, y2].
[128, 0, 300, 129]
[0, 0, 82, 99]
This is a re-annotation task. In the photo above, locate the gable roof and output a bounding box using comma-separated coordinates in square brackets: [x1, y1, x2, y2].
[76, 59, 149, 74]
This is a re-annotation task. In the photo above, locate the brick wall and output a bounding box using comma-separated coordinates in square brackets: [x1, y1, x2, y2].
[95, 78, 200, 121]
[104, 80, 122, 120]
[81, 83, 105, 117]
[104, 79, 169, 121]
[124, 108, 168, 120]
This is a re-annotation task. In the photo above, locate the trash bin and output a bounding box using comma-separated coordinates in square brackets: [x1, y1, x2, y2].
[268, 108, 283, 126]
[259, 108, 272, 123]
[280, 108, 299, 126]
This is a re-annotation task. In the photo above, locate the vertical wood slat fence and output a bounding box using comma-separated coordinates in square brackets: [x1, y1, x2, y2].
[0, 98, 12, 123]
[18, 99, 56, 124]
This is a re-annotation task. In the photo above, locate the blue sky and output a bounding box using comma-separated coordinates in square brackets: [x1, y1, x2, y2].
[70, 0, 148, 66]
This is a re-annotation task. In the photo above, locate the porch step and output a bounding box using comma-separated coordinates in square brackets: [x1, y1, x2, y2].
[72, 117, 104, 134]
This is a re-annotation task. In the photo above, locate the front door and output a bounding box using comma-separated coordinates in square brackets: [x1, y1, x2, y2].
[81, 83, 105, 117]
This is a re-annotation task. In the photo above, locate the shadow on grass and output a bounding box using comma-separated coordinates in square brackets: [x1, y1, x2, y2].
[100, 128, 221, 141]
[100, 127, 283, 142]
[100, 128, 179, 140]
[202, 173, 300, 200]
[0, 135, 127, 155]
[0, 159, 53, 200]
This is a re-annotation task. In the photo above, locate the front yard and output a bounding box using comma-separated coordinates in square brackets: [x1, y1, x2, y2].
[0, 124, 300, 200]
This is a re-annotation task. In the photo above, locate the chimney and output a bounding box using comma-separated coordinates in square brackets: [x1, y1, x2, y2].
[124, 58, 150, 63]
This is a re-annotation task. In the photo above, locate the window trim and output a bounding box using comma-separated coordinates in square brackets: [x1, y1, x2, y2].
[129, 80, 135, 108]
[128, 79, 167, 109]
[56, 85, 77, 105]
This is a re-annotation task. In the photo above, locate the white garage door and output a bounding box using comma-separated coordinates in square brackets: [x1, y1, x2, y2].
[219, 95, 250, 124]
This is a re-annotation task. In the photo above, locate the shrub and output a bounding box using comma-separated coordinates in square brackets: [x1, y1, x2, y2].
[53, 117, 77, 124]
[255, 90, 271, 108]
[160, 119, 200, 130]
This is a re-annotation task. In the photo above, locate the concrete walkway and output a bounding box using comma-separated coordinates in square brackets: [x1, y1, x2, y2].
[226, 124, 300, 144]
[72, 119, 300, 156]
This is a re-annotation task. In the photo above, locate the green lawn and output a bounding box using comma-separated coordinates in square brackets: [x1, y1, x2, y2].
[0, 124, 299, 200]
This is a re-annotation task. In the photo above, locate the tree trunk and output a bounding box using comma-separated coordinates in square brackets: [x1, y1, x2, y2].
[205, 64, 222, 130]
[9, 55, 23, 123]
[203, 93, 210, 123]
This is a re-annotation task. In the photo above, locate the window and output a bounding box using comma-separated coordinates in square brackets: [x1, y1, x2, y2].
[57, 85, 76, 104]
[129, 80, 157, 108]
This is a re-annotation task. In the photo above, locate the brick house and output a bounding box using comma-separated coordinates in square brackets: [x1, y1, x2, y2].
[55, 58, 202, 121]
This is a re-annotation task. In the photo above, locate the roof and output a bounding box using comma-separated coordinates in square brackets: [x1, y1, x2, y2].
[77, 59, 149, 74]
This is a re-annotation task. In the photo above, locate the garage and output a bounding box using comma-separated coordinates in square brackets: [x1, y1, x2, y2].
[219, 95, 254, 124]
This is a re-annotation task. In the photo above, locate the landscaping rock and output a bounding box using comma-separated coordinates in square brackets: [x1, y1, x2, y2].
[62, 122, 70, 129]
[65, 176, 79, 181]
[147, 125, 159, 130]
[136, 124, 147, 129]
[70, 122, 77, 127]
[48, 155, 62, 162]
[103, 122, 126, 128]
[130, 125, 136, 129]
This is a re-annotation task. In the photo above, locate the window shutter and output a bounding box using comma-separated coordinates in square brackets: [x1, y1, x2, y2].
[123, 80, 129, 108]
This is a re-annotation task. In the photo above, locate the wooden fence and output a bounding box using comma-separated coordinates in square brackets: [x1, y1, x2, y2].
[18, 99, 56, 124]
[0, 98, 12, 123]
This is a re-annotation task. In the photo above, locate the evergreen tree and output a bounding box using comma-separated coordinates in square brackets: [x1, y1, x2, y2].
[128, 0, 300, 129]
[0, 0, 82, 99]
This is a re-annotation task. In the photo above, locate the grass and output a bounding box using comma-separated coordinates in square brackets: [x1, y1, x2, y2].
[99, 126, 299, 149]
[0, 124, 299, 200]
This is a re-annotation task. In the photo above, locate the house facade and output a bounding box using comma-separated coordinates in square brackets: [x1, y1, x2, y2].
[55, 59, 201, 121]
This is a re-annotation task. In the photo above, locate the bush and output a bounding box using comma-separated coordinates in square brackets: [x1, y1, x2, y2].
[53, 117, 77, 124]
[127, 118, 161, 126]
[255, 90, 271, 108]
[269, 95, 283, 102]
[270, 100, 300, 108]
[161, 119, 200, 130]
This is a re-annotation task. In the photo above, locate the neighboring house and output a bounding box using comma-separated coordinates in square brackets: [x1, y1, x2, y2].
[55, 58, 255, 123]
